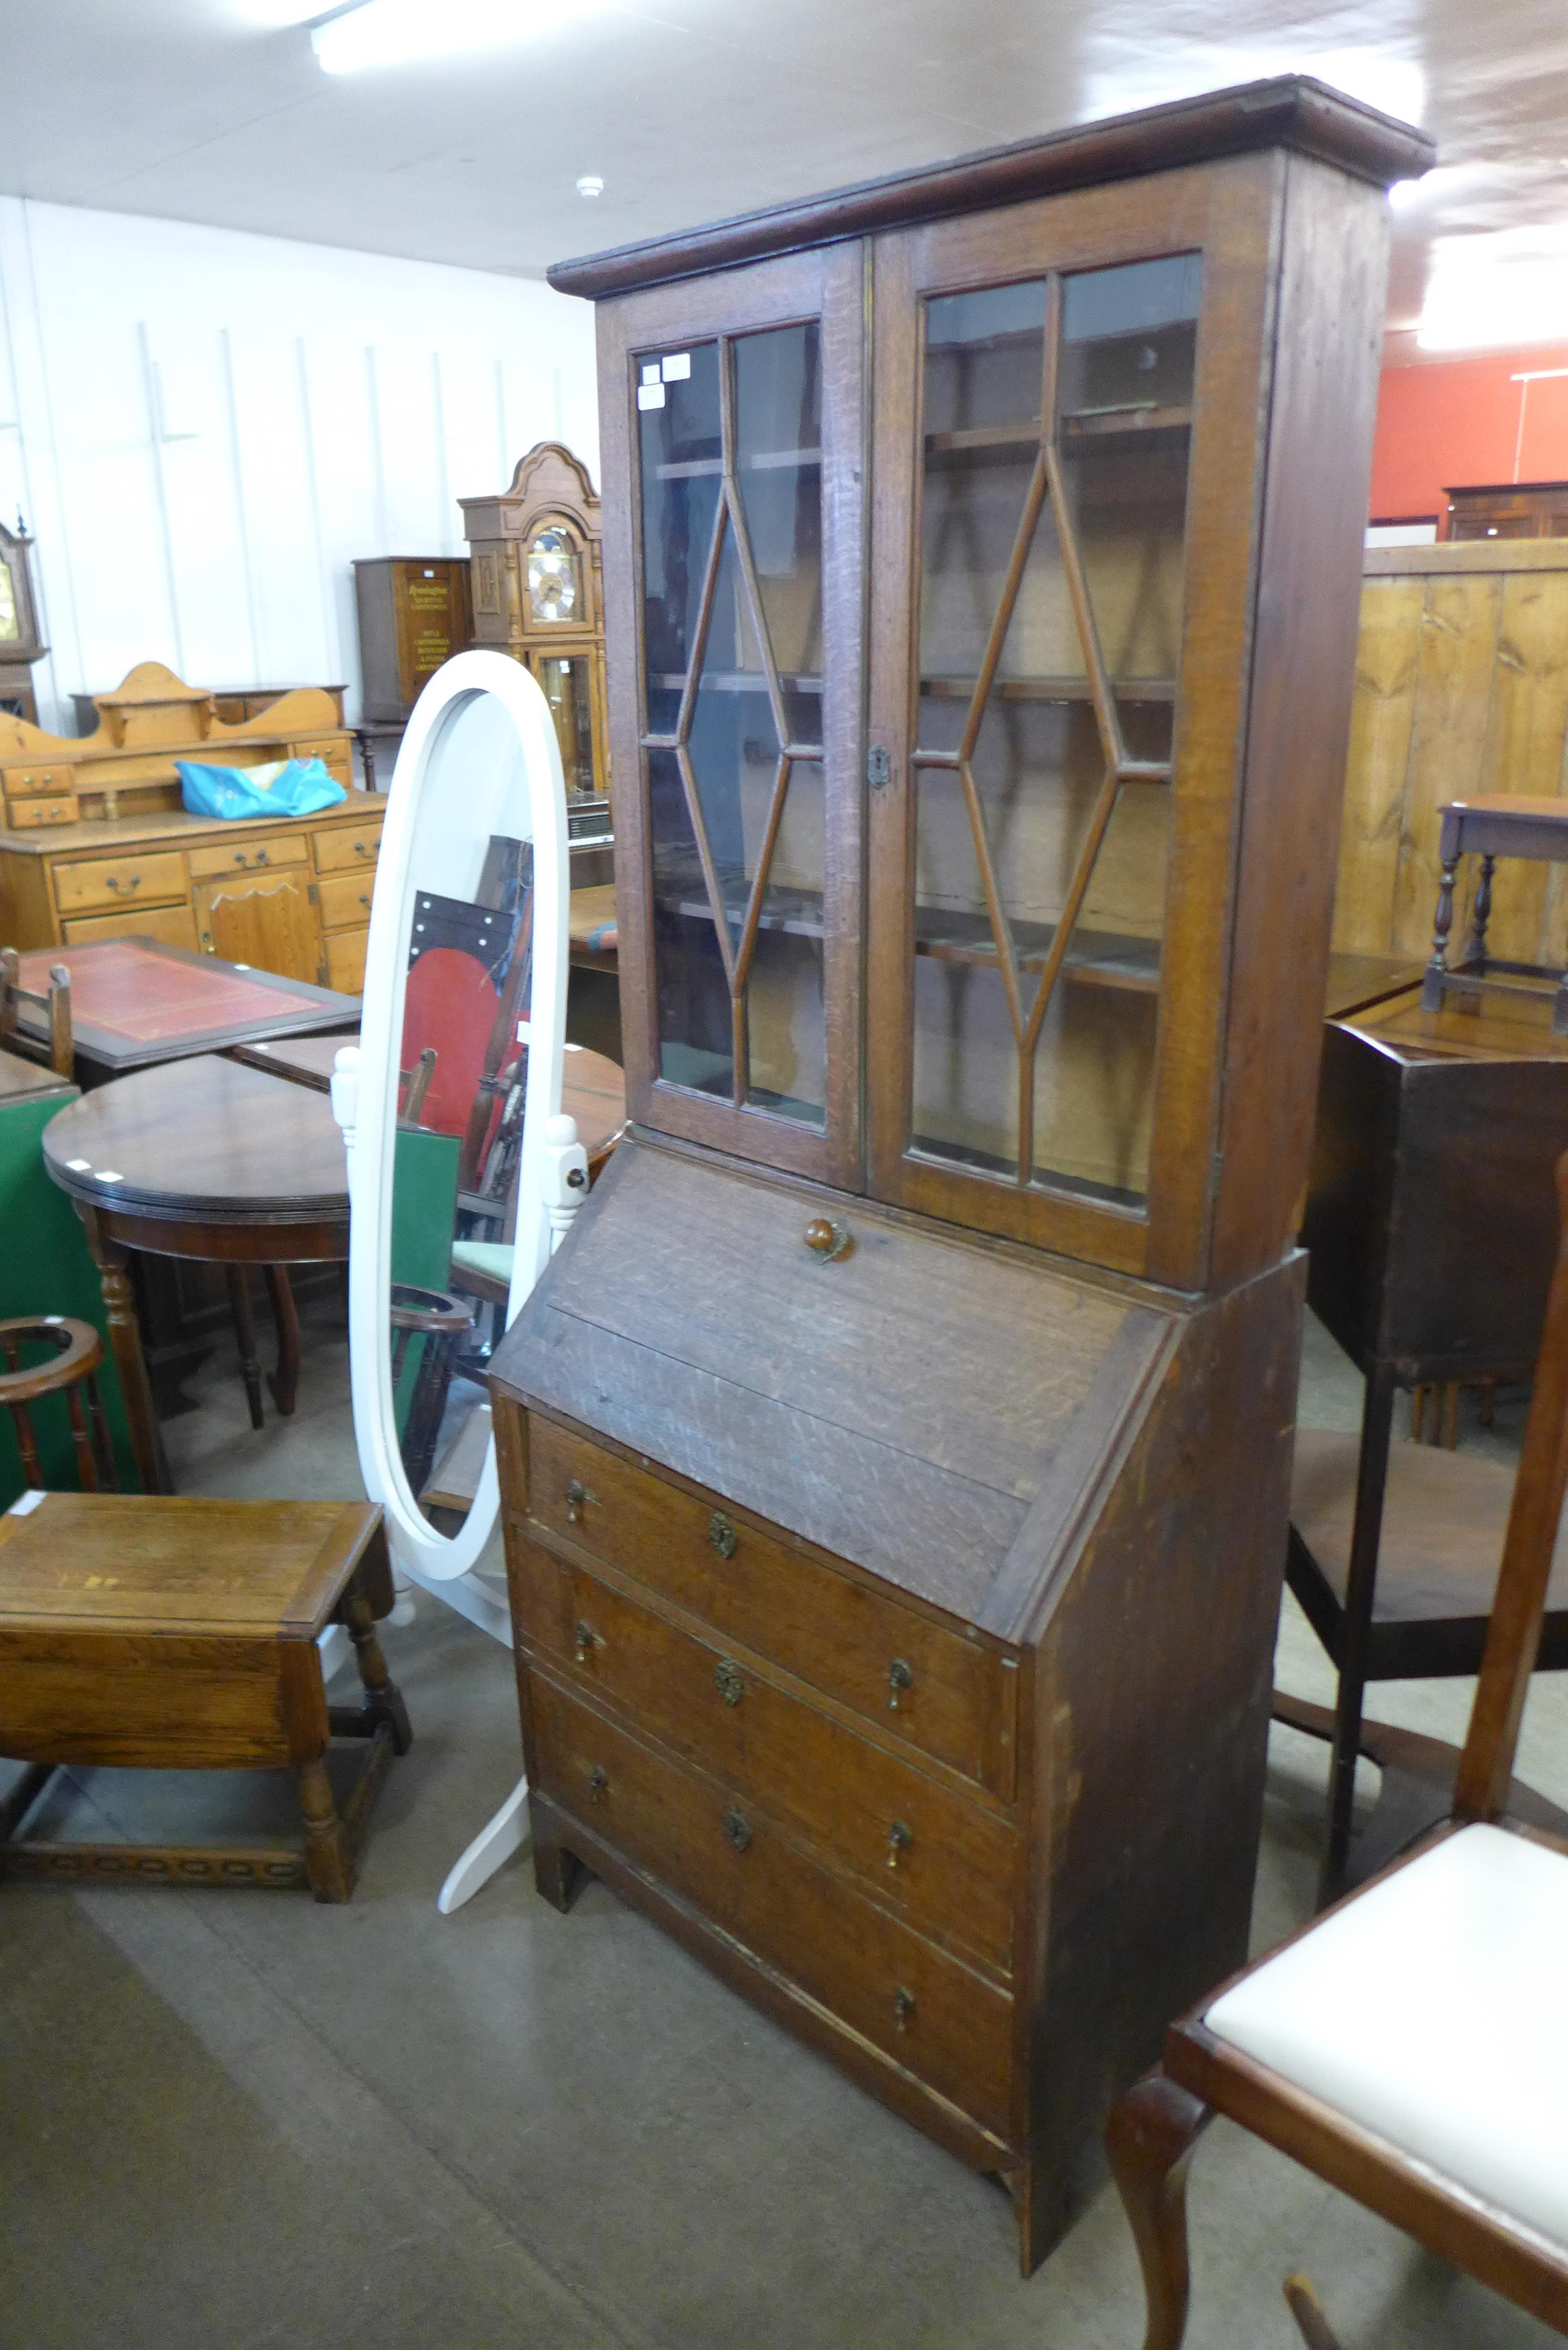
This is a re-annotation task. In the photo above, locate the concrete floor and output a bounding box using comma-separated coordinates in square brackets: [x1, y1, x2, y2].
[2, 1301, 1562, 2349]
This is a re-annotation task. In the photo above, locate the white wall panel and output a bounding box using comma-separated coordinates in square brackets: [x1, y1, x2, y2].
[0, 197, 598, 730]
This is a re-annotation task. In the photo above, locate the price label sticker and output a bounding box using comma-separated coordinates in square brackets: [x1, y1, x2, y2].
[661, 352, 691, 382]
[637, 382, 665, 410]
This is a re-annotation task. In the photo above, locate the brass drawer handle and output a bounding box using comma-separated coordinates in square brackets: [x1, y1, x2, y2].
[888, 1659, 913, 1710]
[104, 874, 141, 892]
[713, 1658, 744, 1707]
[722, 1809, 751, 1853]
[707, 1510, 737, 1560]
[353, 839, 372, 858]
[565, 1477, 600, 1525]
[256, 848, 270, 865]
[587, 1764, 609, 1804]
[887, 1820, 913, 1870]
[893, 1986, 916, 2033]
[574, 1618, 597, 1665]
[803, 1217, 852, 1262]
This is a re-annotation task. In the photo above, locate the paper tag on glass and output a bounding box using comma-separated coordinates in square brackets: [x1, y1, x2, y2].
[637, 382, 666, 410]
[640, 361, 661, 386]
[661, 352, 691, 382]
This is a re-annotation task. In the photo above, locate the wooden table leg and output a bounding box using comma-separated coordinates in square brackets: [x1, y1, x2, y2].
[296, 1754, 355, 1903]
[263, 1266, 299, 1416]
[225, 1266, 265, 1430]
[77, 1206, 170, 1496]
[1320, 1359, 1398, 1904]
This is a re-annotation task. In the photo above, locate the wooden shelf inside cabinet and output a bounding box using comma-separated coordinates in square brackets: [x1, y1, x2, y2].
[914, 907, 1161, 993]
[648, 672, 824, 697]
[657, 884, 827, 942]
[651, 447, 823, 481]
[922, 408, 1192, 459]
[919, 674, 1176, 708]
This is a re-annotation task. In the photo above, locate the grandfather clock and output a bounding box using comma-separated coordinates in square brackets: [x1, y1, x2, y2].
[461, 444, 610, 836]
[0, 517, 47, 726]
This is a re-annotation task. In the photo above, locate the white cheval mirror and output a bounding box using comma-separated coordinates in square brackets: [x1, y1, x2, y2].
[331, 650, 587, 1913]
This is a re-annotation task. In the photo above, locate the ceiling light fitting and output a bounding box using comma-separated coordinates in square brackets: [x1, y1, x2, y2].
[311, 0, 604, 75]
[576, 176, 604, 199]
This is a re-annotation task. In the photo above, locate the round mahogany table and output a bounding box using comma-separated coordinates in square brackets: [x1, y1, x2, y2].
[43, 1045, 626, 1497]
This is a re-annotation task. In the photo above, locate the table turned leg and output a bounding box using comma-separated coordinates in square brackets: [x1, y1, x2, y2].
[263, 1266, 300, 1416]
[296, 1754, 355, 1903]
[343, 1580, 412, 1753]
[78, 1207, 170, 1496]
[1421, 813, 1462, 1013]
[225, 1266, 265, 1431]
[1460, 851, 1495, 978]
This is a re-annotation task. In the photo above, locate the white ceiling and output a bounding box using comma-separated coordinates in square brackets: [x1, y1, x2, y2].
[5, 0, 1568, 348]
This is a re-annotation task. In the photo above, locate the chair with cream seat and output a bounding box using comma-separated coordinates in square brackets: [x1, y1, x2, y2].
[1106, 1151, 1568, 2348]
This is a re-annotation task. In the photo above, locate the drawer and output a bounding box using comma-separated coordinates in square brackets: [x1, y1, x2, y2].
[530, 1671, 1014, 2138]
[319, 870, 375, 930]
[62, 902, 199, 950]
[189, 835, 307, 881]
[290, 735, 354, 787]
[6, 795, 78, 829]
[3, 764, 73, 796]
[513, 1540, 1015, 1970]
[313, 822, 381, 874]
[324, 927, 367, 994]
[524, 1419, 1017, 1796]
[54, 851, 188, 917]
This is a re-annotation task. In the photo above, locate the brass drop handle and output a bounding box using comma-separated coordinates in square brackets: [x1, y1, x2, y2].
[803, 1217, 852, 1262]
[713, 1658, 744, 1707]
[358, 892, 371, 909]
[587, 1764, 609, 1804]
[573, 1617, 596, 1665]
[255, 848, 270, 865]
[723, 1809, 752, 1853]
[235, 851, 250, 868]
[887, 1820, 913, 1870]
[565, 1477, 600, 1525]
[708, 1510, 737, 1560]
[893, 1986, 916, 2033]
[104, 874, 141, 892]
[888, 1659, 913, 1710]
[353, 839, 371, 858]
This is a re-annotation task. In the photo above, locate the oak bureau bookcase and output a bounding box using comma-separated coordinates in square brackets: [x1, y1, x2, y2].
[488, 77, 1433, 2272]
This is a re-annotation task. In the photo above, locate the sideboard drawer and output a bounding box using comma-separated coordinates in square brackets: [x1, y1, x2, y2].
[7, 795, 78, 829]
[289, 734, 354, 788]
[514, 1540, 1015, 1971]
[530, 1671, 1014, 2137]
[61, 903, 200, 950]
[189, 835, 308, 881]
[323, 928, 368, 994]
[54, 851, 189, 916]
[313, 822, 381, 874]
[2, 764, 73, 796]
[524, 1418, 1017, 1797]
[318, 871, 375, 929]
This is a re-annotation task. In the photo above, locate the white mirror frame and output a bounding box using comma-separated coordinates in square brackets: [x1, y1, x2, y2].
[338, 650, 572, 1602]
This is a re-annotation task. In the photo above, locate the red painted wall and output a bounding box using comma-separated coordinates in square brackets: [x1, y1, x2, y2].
[1369, 345, 1568, 521]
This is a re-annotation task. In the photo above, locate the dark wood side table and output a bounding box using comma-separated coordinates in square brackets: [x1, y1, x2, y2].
[1422, 794, 1568, 1029]
[41, 1056, 351, 1495]
[1290, 980, 1568, 1889]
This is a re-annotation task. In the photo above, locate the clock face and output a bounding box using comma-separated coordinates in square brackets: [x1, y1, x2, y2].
[0, 559, 17, 644]
[528, 528, 579, 623]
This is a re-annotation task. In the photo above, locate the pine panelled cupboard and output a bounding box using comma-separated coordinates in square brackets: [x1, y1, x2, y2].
[489, 77, 1432, 2270]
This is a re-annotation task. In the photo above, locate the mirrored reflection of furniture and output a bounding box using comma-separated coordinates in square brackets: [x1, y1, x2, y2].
[492, 77, 1430, 2273]
[461, 444, 612, 841]
[1289, 978, 1568, 1893]
[1443, 478, 1568, 541]
[0, 1494, 409, 1901]
[1422, 793, 1568, 1029]
[353, 558, 474, 723]
[42, 1054, 354, 1495]
[0, 515, 47, 726]
[1108, 1157, 1568, 2348]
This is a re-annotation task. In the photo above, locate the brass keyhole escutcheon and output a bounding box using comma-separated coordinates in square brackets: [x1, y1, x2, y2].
[588, 1764, 609, 1804]
[565, 1477, 600, 1526]
[803, 1217, 852, 1263]
[888, 1659, 913, 1710]
[723, 1809, 752, 1853]
[887, 1820, 913, 1870]
[893, 1986, 915, 2033]
[713, 1658, 744, 1708]
[574, 1618, 596, 1665]
[707, 1511, 737, 1560]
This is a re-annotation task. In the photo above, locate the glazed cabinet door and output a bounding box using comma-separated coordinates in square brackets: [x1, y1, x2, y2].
[597, 243, 864, 1186]
[865, 155, 1284, 1285]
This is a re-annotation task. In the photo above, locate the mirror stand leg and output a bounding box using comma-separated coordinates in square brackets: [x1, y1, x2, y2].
[437, 1774, 532, 1915]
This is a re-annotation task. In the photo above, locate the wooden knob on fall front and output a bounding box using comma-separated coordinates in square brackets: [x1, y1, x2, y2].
[803, 1217, 851, 1262]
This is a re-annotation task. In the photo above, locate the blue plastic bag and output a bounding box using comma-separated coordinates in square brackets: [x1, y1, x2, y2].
[176, 756, 347, 821]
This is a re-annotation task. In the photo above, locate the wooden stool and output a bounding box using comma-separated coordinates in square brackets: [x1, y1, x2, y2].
[0, 1493, 409, 1900]
[0, 1315, 116, 1493]
[1422, 794, 1568, 1031]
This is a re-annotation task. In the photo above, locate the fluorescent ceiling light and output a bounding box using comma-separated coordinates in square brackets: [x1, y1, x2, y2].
[1418, 225, 1568, 351]
[312, 0, 605, 75]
